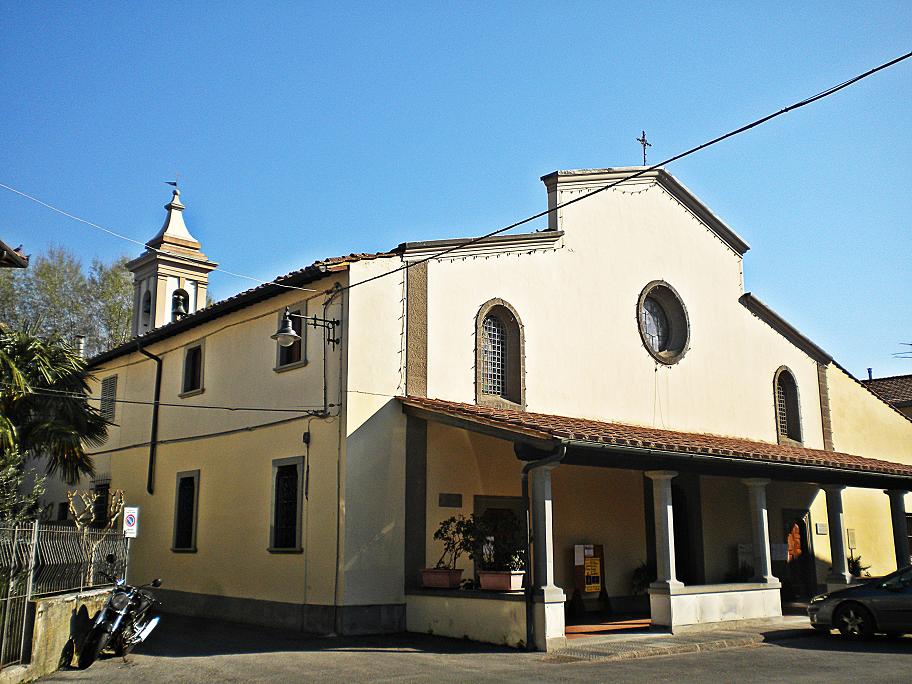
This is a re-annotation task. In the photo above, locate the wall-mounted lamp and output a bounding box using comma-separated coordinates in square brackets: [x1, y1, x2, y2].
[271, 307, 341, 350]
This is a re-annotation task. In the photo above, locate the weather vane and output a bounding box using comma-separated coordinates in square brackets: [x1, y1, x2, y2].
[636, 131, 651, 165]
[164, 172, 180, 189]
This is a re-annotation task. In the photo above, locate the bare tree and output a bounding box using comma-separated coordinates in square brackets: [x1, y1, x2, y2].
[67, 488, 125, 584]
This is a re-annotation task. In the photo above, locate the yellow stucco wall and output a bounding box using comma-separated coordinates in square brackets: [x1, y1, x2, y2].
[827, 365, 912, 463]
[406, 594, 525, 648]
[87, 273, 350, 607]
[826, 365, 912, 576]
[551, 466, 646, 598]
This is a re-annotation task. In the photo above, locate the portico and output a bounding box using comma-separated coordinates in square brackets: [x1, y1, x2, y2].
[401, 396, 912, 650]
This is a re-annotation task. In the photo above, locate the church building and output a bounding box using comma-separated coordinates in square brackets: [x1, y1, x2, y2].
[85, 168, 912, 650]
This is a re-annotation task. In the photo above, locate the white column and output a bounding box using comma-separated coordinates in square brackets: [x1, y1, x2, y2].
[646, 471, 683, 589]
[529, 464, 565, 651]
[530, 464, 559, 591]
[823, 485, 852, 585]
[742, 478, 778, 584]
[885, 490, 910, 570]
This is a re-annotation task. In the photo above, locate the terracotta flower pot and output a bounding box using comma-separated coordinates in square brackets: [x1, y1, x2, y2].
[419, 568, 464, 589]
[478, 570, 525, 591]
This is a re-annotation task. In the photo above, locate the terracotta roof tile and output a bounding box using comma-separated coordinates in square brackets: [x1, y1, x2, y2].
[862, 374, 912, 406]
[398, 396, 912, 478]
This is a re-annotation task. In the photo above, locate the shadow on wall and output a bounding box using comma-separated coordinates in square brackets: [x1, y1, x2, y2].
[57, 604, 98, 670]
[341, 398, 405, 603]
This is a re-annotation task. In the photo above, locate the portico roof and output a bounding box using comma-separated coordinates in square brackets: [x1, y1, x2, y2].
[399, 396, 912, 488]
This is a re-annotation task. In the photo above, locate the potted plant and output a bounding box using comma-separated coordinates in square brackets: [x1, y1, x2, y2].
[468, 510, 526, 591]
[419, 515, 471, 588]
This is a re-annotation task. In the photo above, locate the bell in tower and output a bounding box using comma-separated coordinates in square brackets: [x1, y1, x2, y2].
[126, 187, 218, 336]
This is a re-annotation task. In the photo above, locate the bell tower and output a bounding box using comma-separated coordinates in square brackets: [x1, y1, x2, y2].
[127, 188, 218, 336]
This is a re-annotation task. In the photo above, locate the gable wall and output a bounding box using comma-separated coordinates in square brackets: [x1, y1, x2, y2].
[423, 181, 825, 447]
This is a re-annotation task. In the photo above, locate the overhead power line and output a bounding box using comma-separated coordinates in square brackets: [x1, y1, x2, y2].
[0, 183, 317, 294]
[327, 50, 912, 297]
[2, 51, 909, 309]
[2, 383, 331, 413]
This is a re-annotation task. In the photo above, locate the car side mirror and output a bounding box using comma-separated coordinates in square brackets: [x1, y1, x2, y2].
[151, 578, 162, 588]
[105, 553, 116, 564]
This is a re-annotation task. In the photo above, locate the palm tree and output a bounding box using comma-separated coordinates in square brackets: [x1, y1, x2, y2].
[0, 323, 108, 484]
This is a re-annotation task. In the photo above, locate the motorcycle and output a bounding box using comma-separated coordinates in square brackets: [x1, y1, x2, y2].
[77, 553, 162, 669]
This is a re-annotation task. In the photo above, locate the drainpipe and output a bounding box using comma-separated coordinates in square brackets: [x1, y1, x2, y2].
[137, 343, 163, 495]
[521, 444, 566, 651]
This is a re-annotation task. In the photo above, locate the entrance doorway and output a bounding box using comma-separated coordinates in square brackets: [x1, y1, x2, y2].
[780, 509, 817, 600]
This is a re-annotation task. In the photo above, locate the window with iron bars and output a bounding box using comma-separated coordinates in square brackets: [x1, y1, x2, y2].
[482, 315, 507, 397]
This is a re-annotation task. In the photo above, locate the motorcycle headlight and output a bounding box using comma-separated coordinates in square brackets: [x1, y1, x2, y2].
[110, 592, 130, 612]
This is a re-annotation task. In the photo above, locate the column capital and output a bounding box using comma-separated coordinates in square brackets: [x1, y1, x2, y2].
[884, 489, 910, 498]
[822, 484, 846, 493]
[742, 478, 771, 488]
[645, 470, 678, 482]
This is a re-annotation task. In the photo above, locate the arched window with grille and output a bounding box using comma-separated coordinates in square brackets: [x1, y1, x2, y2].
[774, 367, 802, 444]
[476, 299, 524, 408]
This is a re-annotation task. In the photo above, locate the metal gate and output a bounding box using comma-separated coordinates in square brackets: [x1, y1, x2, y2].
[0, 522, 128, 669]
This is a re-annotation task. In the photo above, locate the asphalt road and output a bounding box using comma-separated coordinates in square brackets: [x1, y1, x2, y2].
[42, 615, 912, 683]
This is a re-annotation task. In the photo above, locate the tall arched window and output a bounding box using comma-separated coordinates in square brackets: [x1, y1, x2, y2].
[476, 299, 524, 408]
[774, 367, 802, 444]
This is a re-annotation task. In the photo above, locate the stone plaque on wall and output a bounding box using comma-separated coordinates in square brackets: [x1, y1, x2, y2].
[438, 493, 462, 508]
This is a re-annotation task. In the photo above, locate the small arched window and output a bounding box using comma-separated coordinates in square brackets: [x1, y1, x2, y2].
[774, 367, 802, 444]
[140, 291, 152, 330]
[476, 299, 524, 408]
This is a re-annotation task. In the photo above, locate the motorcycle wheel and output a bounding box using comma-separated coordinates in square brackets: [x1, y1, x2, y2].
[113, 618, 139, 657]
[77, 628, 110, 670]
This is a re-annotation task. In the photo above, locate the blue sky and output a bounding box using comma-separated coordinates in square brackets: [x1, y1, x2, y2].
[1, 2, 909, 377]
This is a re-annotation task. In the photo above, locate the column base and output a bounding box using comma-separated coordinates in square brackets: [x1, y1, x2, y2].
[751, 574, 779, 584]
[649, 579, 685, 592]
[532, 585, 566, 652]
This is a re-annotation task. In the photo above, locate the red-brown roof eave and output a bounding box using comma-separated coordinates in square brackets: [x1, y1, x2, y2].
[398, 396, 912, 482]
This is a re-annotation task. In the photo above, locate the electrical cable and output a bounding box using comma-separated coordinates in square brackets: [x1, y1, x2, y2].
[326, 50, 912, 298]
[2, 51, 909, 310]
[1, 383, 332, 413]
[0, 182, 317, 294]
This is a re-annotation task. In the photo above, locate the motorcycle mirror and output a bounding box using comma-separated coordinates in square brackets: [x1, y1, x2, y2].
[105, 553, 116, 564]
[151, 578, 162, 588]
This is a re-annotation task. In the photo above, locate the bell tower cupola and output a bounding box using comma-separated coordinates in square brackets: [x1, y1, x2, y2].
[127, 188, 218, 336]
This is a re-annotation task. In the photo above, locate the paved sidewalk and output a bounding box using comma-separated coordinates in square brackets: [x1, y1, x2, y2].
[547, 616, 814, 663]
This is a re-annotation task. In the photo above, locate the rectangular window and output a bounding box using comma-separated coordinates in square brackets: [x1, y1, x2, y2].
[277, 309, 304, 367]
[56, 502, 69, 522]
[270, 457, 304, 551]
[100, 376, 117, 422]
[182, 344, 204, 394]
[172, 470, 200, 551]
[92, 483, 110, 529]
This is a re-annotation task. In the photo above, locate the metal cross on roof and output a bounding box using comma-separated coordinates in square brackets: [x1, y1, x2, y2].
[636, 130, 652, 165]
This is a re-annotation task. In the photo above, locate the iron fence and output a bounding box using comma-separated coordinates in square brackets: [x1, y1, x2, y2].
[0, 522, 128, 669]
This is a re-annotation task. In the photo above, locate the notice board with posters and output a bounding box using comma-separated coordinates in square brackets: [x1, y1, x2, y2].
[570, 544, 604, 595]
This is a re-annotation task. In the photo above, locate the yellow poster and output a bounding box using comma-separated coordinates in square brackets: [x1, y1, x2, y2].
[584, 557, 601, 593]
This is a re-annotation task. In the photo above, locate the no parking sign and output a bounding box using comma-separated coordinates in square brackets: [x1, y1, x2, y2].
[123, 507, 139, 538]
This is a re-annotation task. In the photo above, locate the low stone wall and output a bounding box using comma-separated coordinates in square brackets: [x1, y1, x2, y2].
[649, 582, 782, 632]
[406, 590, 526, 648]
[0, 588, 109, 684]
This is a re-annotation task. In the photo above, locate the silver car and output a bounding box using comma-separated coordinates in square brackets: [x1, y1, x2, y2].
[808, 565, 912, 638]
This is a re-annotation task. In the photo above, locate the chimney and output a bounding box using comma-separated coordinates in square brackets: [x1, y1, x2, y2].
[74, 335, 86, 359]
[867, 368, 873, 381]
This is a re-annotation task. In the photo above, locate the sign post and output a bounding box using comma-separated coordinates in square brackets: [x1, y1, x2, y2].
[123, 507, 139, 538]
